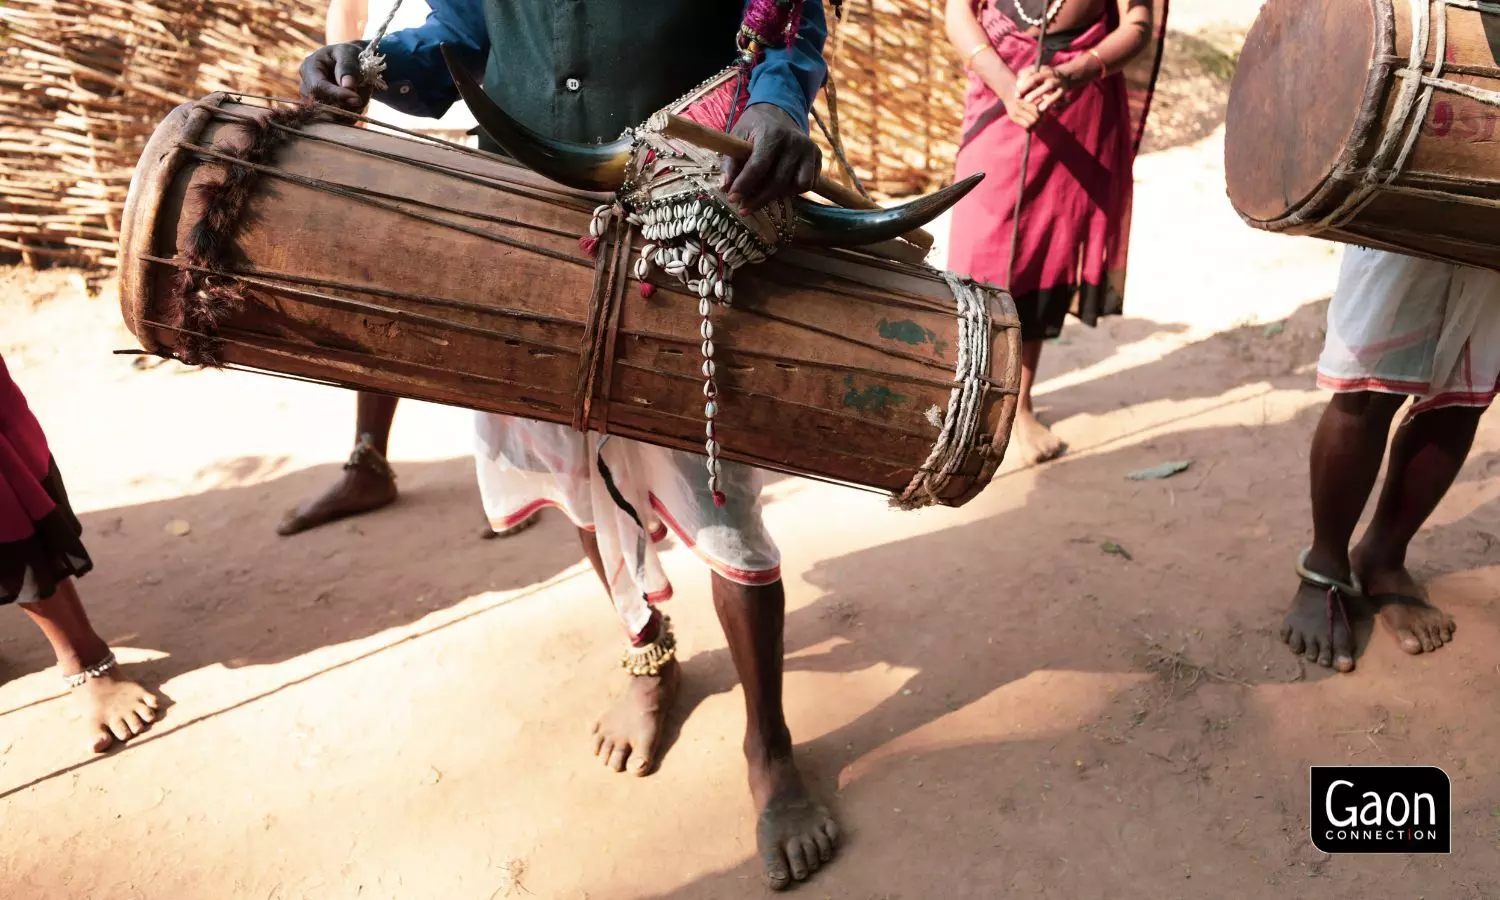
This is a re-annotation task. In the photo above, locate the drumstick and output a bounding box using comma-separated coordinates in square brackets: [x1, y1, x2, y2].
[1006, 15, 1050, 288]
[652, 113, 936, 253]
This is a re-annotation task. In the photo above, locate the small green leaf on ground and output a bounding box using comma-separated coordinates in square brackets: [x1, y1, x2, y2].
[1102, 542, 1133, 561]
[1127, 460, 1192, 481]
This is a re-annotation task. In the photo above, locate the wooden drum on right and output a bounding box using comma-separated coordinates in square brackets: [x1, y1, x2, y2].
[1226, 0, 1500, 271]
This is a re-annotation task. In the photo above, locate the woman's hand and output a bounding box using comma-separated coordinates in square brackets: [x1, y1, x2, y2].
[1002, 89, 1041, 130]
[1016, 65, 1071, 115]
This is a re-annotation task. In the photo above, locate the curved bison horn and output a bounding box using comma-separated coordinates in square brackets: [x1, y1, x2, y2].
[792, 173, 984, 247]
[442, 44, 631, 193]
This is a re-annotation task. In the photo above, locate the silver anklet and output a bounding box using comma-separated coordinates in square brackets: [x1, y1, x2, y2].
[63, 651, 117, 688]
[621, 617, 676, 677]
[346, 433, 396, 481]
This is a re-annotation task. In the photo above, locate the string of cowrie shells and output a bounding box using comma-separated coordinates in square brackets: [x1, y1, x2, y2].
[582, 105, 798, 506]
[577, 0, 808, 507]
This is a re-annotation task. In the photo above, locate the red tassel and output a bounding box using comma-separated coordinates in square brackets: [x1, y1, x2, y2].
[639, 282, 656, 298]
[579, 235, 600, 257]
[712, 491, 726, 508]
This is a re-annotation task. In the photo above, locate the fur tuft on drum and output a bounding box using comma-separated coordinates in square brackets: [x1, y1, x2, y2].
[1226, 0, 1500, 272]
[118, 95, 1022, 509]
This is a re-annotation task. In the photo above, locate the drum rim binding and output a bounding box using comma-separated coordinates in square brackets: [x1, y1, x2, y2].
[1226, 0, 1395, 231]
[1232, 0, 1500, 239]
[120, 92, 229, 357]
[117, 95, 1023, 508]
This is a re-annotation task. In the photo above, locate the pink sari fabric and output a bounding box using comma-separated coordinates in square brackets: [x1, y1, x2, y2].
[947, 0, 1166, 341]
[0, 356, 56, 544]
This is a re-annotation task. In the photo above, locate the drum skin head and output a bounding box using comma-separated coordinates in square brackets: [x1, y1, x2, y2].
[1225, 0, 1379, 223]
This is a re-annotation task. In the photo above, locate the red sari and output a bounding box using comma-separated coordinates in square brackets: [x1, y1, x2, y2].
[0, 354, 91, 605]
[947, 0, 1166, 342]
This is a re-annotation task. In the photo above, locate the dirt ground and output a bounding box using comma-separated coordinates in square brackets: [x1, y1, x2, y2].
[4, 6, 1500, 899]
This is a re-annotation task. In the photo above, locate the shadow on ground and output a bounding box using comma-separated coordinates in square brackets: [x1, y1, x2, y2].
[6, 295, 1499, 898]
[631, 297, 1500, 898]
[0, 456, 584, 686]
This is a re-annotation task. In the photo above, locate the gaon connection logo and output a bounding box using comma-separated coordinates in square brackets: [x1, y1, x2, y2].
[1310, 766, 1451, 854]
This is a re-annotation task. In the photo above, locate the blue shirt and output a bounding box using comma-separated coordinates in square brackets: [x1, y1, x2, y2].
[373, 0, 828, 131]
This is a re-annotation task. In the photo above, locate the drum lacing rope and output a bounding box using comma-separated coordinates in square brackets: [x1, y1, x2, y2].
[356, 0, 404, 91]
[893, 274, 991, 510]
[172, 103, 327, 366]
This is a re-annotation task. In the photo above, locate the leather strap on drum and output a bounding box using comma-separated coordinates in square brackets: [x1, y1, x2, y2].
[894, 274, 992, 510]
[574, 212, 633, 433]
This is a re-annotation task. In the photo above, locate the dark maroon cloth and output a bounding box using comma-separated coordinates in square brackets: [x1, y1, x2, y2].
[0, 354, 91, 604]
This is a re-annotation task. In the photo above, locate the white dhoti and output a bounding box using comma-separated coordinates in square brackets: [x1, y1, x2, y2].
[1318, 246, 1500, 413]
[473, 413, 781, 641]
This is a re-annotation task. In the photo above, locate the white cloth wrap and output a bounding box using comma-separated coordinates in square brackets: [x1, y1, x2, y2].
[473, 413, 781, 640]
[1318, 246, 1500, 413]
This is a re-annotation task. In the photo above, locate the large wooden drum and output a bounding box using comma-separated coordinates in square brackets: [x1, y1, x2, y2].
[1226, 0, 1500, 270]
[119, 95, 1021, 508]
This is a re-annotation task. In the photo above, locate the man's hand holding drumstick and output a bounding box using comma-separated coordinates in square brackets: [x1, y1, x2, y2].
[300, 41, 374, 111]
[720, 104, 822, 215]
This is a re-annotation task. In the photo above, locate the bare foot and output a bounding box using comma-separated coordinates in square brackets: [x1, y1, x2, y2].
[591, 657, 679, 776]
[1281, 580, 1356, 672]
[749, 745, 839, 891]
[277, 465, 397, 536]
[1014, 407, 1067, 465]
[76, 672, 160, 752]
[1352, 547, 1456, 655]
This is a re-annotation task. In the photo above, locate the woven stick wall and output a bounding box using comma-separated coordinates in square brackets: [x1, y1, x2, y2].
[0, 0, 325, 268]
[815, 0, 966, 198]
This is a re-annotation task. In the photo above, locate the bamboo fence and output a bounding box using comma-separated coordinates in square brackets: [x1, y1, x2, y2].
[0, 0, 325, 268]
[816, 0, 966, 199]
[0, 0, 1059, 269]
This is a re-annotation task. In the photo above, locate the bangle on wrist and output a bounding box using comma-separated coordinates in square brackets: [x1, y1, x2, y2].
[1089, 48, 1108, 77]
[965, 42, 991, 65]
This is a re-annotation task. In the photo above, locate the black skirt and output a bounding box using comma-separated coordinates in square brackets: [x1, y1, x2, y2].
[1, 460, 93, 606]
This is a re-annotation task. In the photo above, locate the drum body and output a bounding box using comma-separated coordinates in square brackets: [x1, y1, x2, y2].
[119, 96, 1021, 506]
[1226, 0, 1500, 271]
